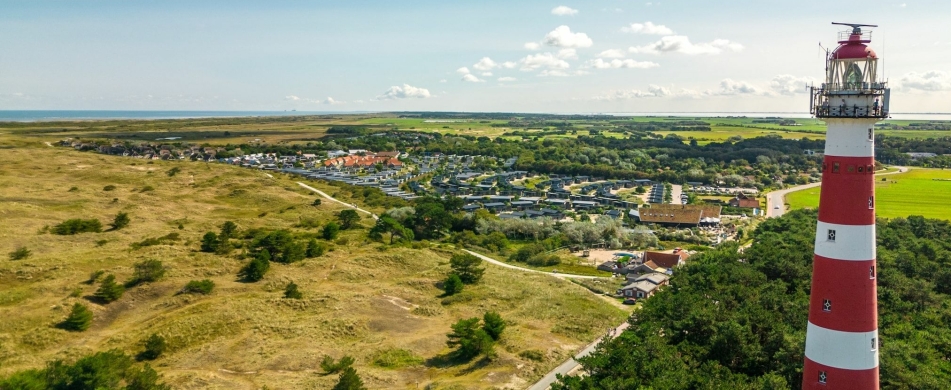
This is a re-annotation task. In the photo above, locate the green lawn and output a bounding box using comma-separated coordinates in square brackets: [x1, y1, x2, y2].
[785, 169, 951, 220]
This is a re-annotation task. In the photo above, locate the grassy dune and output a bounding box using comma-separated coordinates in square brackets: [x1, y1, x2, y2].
[0, 146, 625, 389]
[785, 168, 951, 220]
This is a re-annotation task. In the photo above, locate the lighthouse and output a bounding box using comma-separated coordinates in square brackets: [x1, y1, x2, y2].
[803, 23, 889, 389]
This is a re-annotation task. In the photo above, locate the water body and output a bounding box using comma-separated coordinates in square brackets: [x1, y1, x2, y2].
[0, 110, 367, 122]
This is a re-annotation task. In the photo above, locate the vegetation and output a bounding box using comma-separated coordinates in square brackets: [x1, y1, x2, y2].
[0, 350, 169, 389]
[336, 209, 361, 229]
[320, 355, 355, 374]
[200, 232, 219, 253]
[449, 253, 485, 284]
[284, 281, 303, 299]
[446, 315, 500, 360]
[370, 348, 424, 368]
[482, 311, 506, 341]
[51, 218, 103, 235]
[238, 250, 271, 282]
[126, 259, 167, 287]
[8, 246, 31, 260]
[60, 303, 94, 331]
[139, 334, 167, 361]
[306, 238, 326, 257]
[94, 274, 125, 303]
[110, 211, 130, 230]
[322, 221, 340, 240]
[442, 273, 464, 296]
[180, 279, 215, 295]
[332, 366, 366, 390]
[555, 210, 951, 389]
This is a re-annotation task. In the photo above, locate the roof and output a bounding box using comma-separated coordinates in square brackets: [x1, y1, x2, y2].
[620, 280, 658, 293]
[643, 251, 689, 269]
[635, 273, 670, 285]
[638, 204, 721, 225]
[730, 197, 760, 208]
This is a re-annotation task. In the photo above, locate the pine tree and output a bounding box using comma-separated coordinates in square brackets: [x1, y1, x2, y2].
[332, 366, 366, 390]
[284, 282, 303, 299]
[322, 222, 340, 240]
[482, 311, 506, 341]
[140, 334, 167, 360]
[61, 303, 93, 331]
[238, 250, 270, 282]
[443, 273, 464, 296]
[219, 221, 238, 240]
[306, 239, 325, 257]
[110, 212, 130, 230]
[200, 232, 219, 253]
[94, 274, 125, 303]
[450, 253, 485, 284]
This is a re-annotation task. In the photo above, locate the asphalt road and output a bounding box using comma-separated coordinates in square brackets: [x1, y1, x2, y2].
[764, 166, 908, 218]
[528, 322, 631, 390]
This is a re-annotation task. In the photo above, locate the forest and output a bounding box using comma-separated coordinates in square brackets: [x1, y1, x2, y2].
[553, 210, 951, 389]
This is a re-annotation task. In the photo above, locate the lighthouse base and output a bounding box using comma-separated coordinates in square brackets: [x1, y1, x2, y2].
[803, 358, 879, 389]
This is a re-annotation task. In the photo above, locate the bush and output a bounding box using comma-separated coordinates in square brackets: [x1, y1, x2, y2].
[337, 209, 361, 229]
[103, 185, 117, 191]
[130, 233, 179, 250]
[449, 253, 485, 284]
[110, 212, 130, 230]
[87, 270, 105, 284]
[519, 349, 545, 362]
[52, 219, 103, 235]
[239, 253, 270, 282]
[166, 167, 181, 177]
[306, 239, 326, 258]
[312, 198, 322, 207]
[181, 279, 215, 295]
[250, 230, 306, 263]
[200, 232, 219, 253]
[442, 273, 464, 296]
[61, 303, 93, 331]
[140, 334, 167, 360]
[139, 185, 155, 193]
[320, 355, 355, 374]
[446, 317, 494, 360]
[0, 350, 170, 389]
[332, 366, 366, 390]
[371, 348, 424, 368]
[127, 259, 166, 287]
[284, 282, 303, 299]
[219, 221, 238, 239]
[482, 311, 506, 341]
[8, 246, 31, 260]
[94, 274, 125, 303]
[322, 222, 341, 240]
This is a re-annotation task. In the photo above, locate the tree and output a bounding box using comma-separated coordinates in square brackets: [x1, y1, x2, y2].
[332, 366, 366, 390]
[369, 216, 414, 244]
[412, 198, 452, 239]
[139, 334, 167, 360]
[61, 303, 93, 331]
[110, 212, 130, 230]
[306, 238, 326, 257]
[446, 317, 494, 360]
[320, 355, 355, 374]
[200, 232, 219, 253]
[450, 253, 485, 284]
[482, 311, 506, 341]
[251, 230, 305, 263]
[52, 218, 103, 235]
[313, 198, 322, 207]
[284, 282, 303, 299]
[127, 259, 167, 287]
[8, 246, 31, 260]
[126, 364, 171, 390]
[219, 221, 238, 240]
[442, 273, 464, 296]
[337, 209, 361, 229]
[322, 222, 341, 240]
[181, 279, 215, 295]
[239, 250, 270, 282]
[94, 274, 125, 303]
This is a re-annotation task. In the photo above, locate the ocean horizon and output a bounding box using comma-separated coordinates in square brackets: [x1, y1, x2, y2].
[1, 110, 949, 122]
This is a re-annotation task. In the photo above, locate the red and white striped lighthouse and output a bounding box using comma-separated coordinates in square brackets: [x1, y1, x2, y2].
[804, 23, 889, 389]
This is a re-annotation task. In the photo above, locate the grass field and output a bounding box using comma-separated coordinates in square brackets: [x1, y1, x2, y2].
[0, 146, 626, 389]
[785, 168, 951, 220]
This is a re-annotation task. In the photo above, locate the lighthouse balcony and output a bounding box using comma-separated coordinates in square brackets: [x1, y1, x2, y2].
[810, 83, 889, 119]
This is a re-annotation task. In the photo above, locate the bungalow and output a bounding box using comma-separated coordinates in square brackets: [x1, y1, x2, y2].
[618, 280, 659, 299]
[728, 193, 760, 209]
[643, 249, 690, 269]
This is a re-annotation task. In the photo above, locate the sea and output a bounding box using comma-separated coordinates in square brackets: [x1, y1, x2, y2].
[0, 110, 949, 122]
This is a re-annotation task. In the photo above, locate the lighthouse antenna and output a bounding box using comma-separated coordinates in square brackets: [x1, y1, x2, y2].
[831, 22, 879, 34]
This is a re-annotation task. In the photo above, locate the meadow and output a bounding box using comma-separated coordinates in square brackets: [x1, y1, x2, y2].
[0, 144, 626, 389]
[785, 168, 951, 220]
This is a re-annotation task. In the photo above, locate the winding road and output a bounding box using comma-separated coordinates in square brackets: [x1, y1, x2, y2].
[297, 182, 379, 220]
[764, 166, 908, 218]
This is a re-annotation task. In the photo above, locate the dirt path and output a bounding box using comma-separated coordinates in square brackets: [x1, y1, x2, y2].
[297, 182, 379, 220]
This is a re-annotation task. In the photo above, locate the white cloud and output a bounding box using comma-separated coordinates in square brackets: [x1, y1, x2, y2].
[524, 42, 541, 50]
[519, 52, 571, 71]
[593, 84, 671, 100]
[462, 73, 484, 83]
[543, 25, 593, 48]
[480, 72, 493, 76]
[583, 58, 660, 69]
[501, 61, 517, 69]
[598, 49, 626, 58]
[377, 84, 432, 100]
[353, 99, 365, 104]
[473, 57, 498, 71]
[715, 79, 762, 95]
[439, 79, 447, 83]
[621, 21, 673, 35]
[900, 71, 951, 91]
[551, 6, 579, 16]
[285, 95, 301, 101]
[539, 69, 570, 77]
[770, 74, 815, 95]
[557, 48, 578, 59]
[629, 35, 743, 55]
[323, 97, 344, 105]
[498, 77, 517, 82]
[900, 3, 907, 7]
[456, 67, 471, 75]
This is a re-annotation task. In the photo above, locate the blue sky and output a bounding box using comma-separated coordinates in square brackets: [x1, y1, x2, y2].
[1, 0, 949, 112]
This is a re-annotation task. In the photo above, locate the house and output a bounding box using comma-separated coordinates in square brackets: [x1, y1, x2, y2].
[631, 273, 670, 286]
[728, 193, 760, 209]
[604, 209, 622, 219]
[642, 249, 690, 269]
[618, 280, 659, 299]
[636, 204, 722, 227]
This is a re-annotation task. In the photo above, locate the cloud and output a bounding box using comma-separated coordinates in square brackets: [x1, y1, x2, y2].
[543, 25, 593, 48]
[629, 35, 743, 55]
[557, 48, 578, 59]
[439, 79, 447, 83]
[621, 21, 673, 35]
[462, 74, 484, 82]
[593, 84, 671, 100]
[473, 57, 498, 71]
[524, 42, 541, 50]
[480, 72, 493, 76]
[519, 52, 571, 71]
[900, 71, 951, 91]
[502, 61, 517, 69]
[498, 77, 517, 82]
[598, 49, 626, 58]
[551, 6, 579, 16]
[714, 79, 762, 95]
[583, 58, 659, 69]
[323, 97, 344, 105]
[770, 75, 815, 95]
[456, 67, 471, 75]
[377, 84, 432, 100]
[285, 95, 301, 101]
[539, 69, 571, 77]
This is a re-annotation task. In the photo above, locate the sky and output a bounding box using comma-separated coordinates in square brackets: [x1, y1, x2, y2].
[1, 0, 949, 113]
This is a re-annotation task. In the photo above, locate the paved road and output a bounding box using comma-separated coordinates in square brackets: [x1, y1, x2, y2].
[669, 184, 683, 204]
[528, 322, 631, 390]
[297, 182, 379, 220]
[764, 166, 908, 218]
[463, 250, 602, 280]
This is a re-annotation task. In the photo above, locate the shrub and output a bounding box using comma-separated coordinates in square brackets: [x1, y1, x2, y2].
[0, 350, 169, 389]
[239, 253, 269, 282]
[52, 219, 103, 235]
[219, 221, 238, 239]
[482, 311, 506, 341]
[518, 349, 545, 362]
[139, 185, 155, 193]
[140, 334, 166, 360]
[181, 279, 215, 295]
[322, 222, 340, 240]
[126, 260, 166, 287]
[312, 198, 322, 207]
[8, 246, 31, 260]
[68, 186, 78, 192]
[166, 167, 181, 177]
[87, 270, 105, 284]
[103, 185, 117, 191]
[284, 282, 303, 299]
[61, 303, 93, 331]
[336, 210, 361, 229]
[442, 273, 464, 296]
[109, 212, 130, 230]
[446, 317, 494, 360]
[251, 230, 306, 263]
[130, 233, 179, 249]
[94, 274, 125, 303]
[449, 253, 485, 284]
[320, 355, 355, 374]
[306, 239, 326, 258]
[371, 348, 423, 368]
[200, 232, 219, 253]
[332, 366, 366, 390]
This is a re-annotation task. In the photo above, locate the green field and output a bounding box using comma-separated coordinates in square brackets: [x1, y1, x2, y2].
[786, 169, 951, 220]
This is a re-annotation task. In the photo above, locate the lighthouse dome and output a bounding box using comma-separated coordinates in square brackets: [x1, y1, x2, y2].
[832, 43, 877, 60]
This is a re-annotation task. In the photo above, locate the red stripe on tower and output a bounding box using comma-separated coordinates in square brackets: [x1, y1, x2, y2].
[803, 22, 888, 390]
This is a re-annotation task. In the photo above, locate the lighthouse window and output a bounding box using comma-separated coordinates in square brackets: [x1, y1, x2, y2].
[858, 166, 864, 173]
[847, 165, 855, 173]
[827, 229, 836, 242]
[868, 128, 874, 140]
[819, 370, 828, 384]
[867, 165, 873, 174]
[822, 299, 832, 312]
[870, 265, 876, 279]
[832, 162, 840, 173]
[871, 337, 877, 351]
[869, 196, 874, 209]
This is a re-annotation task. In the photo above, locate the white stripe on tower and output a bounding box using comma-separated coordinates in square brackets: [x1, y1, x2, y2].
[804, 323, 879, 370]
[813, 222, 876, 261]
